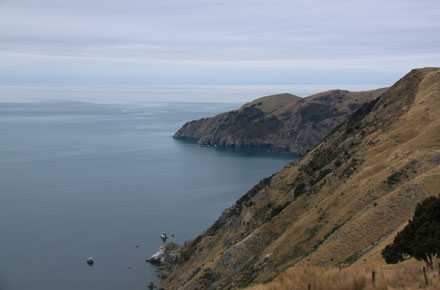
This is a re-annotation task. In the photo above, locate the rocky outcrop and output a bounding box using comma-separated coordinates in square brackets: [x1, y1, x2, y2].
[161, 68, 440, 289]
[146, 243, 181, 265]
[174, 89, 387, 154]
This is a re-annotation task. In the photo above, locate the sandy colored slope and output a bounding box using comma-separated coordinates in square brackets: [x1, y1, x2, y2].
[160, 68, 440, 290]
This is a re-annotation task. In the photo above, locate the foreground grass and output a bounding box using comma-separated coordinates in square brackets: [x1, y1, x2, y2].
[246, 263, 440, 290]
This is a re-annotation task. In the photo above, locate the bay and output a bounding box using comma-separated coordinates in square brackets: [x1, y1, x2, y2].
[0, 100, 295, 290]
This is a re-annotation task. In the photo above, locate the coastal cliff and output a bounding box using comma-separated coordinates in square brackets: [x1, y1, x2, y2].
[160, 68, 440, 289]
[174, 89, 386, 154]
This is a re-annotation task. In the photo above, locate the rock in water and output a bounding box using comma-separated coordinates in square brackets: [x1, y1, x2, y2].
[146, 246, 165, 264]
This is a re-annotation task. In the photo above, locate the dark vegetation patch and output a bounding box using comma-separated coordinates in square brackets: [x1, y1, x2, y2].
[269, 201, 291, 219]
[348, 103, 361, 110]
[315, 91, 347, 103]
[200, 268, 219, 284]
[386, 161, 417, 186]
[318, 211, 327, 223]
[300, 148, 339, 175]
[294, 182, 307, 197]
[228, 107, 263, 133]
[251, 203, 274, 224]
[386, 169, 408, 185]
[279, 110, 294, 121]
[298, 103, 345, 129]
[292, 148, 344, 198]
[217, 122, 230, 130]
[341, 158, 362, 178]
[345, 98, 379, 133]
[207, 219, 225, 236]
[318, 168, 332, 181]
[228, 107, 283, 139]
[179, 235, 202, 263]
[233, 116, 282, 139]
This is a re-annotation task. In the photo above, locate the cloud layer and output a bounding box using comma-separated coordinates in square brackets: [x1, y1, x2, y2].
[1, 0, 439, 84]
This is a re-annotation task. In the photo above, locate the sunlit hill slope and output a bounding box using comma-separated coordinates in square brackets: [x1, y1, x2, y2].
[160, 68, 440, 290]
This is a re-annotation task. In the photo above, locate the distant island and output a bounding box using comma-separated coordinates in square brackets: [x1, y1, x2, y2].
[174, 88, 386, 154]
[154, 68, 440, 289]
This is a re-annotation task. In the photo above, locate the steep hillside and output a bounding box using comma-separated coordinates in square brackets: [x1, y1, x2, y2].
[158, 68, 440, 289]
[173, 89, 386, 154]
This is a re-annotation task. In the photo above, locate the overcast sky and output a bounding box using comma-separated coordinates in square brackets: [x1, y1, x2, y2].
[1, 0, 439, 85]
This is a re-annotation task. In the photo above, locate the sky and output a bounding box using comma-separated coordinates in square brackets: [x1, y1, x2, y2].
[0, 0, 439, 85]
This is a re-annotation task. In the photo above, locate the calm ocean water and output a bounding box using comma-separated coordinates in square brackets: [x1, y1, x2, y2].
[0, 95, 297, 290]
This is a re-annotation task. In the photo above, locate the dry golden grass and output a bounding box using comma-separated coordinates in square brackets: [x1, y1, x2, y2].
[246, 263, 440, 290]
[160, 68, 440, 289]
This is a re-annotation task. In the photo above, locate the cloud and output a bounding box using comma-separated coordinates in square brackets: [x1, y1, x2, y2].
[0, 0, 439, 83]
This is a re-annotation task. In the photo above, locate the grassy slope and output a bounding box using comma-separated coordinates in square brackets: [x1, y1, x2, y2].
[241, 93, 301, 114]
[160, 68, 440, 290]
[271, 88, 387, 117]
[247, 261, 440, 290]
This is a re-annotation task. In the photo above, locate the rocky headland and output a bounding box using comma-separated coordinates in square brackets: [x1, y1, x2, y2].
[174, 89, 387, 154]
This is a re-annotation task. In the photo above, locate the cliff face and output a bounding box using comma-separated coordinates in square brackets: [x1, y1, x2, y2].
[173, 89, 386, 154]
[160, 68, 440, 289]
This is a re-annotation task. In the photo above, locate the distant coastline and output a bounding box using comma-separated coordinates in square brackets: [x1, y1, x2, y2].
[173, 88, 386, 154]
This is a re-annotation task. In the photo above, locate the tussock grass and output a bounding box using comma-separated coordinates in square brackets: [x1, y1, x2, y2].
[246, 263, 440, 290]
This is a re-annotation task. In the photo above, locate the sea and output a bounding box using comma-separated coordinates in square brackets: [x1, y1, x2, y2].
[0, 83, 382, 289]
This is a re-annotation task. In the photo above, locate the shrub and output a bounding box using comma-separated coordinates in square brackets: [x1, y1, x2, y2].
[382, 196, 440, 268]
[386, 169, 408, 185]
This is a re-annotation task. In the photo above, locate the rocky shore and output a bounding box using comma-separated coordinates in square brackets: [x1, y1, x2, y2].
[146, 242, 182, 265]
